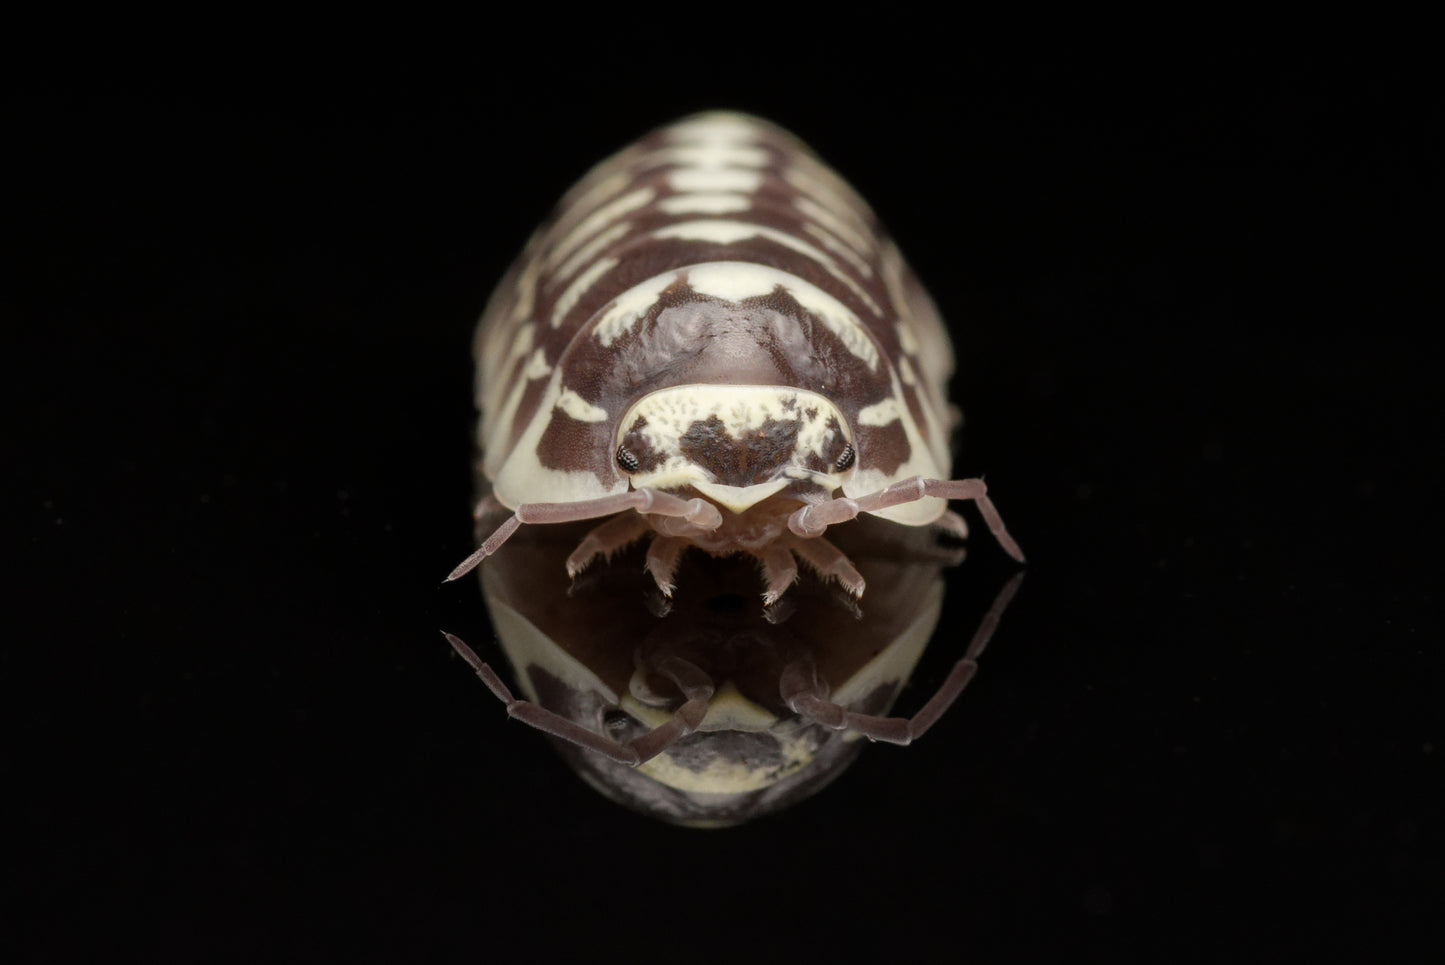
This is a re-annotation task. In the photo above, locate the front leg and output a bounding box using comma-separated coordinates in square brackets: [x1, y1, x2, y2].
[788, 476, 1024, 563]
[446, 488, 722, 583]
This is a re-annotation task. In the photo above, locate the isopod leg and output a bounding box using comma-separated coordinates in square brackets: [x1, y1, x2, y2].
[446, 515, 520, 582]
[445, 488, 723, 583]
[782, 532, 865, 598]
[444, 632, 641, 765]
[567, 513, 653, 578]
[644, 536, 690, 598]
[444, 633, 716, 767]
[755, 542, 799, 607]
[625, 654, 715, 764]
[776, 570, 1023, 745]
[787, 476, 1024, 563]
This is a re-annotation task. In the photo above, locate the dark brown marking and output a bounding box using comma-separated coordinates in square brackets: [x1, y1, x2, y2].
[676, 414, 803, 488]
[854, 421, 911, 477]
[537, 406, 614, 478]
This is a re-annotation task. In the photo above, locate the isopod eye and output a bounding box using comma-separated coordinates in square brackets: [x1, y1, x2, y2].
[834, 444, 856, 472]
[616, 446, 640, 473]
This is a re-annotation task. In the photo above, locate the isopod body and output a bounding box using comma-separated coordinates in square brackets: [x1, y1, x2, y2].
[450, 111, 1023, 603]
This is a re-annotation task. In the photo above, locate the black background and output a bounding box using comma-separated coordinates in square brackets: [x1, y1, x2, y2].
[9, 43, 1440, 961]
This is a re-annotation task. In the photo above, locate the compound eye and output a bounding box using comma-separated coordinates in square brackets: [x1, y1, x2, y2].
[616, 446, 640, 473]
[834, 443, 856, 472]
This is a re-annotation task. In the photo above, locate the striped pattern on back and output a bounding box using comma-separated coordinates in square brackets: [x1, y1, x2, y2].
[475, 112, 957, 525]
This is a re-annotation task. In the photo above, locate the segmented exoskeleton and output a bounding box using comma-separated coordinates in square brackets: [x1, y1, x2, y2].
[448, 111, 1023, 604]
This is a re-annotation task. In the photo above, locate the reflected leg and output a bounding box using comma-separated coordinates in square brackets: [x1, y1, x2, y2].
[444, 632, 715, 766]
[776, 571, 1024, 745]
[788, 476, 1023, 562]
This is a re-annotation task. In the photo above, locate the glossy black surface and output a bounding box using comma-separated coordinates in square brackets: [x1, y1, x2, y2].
[11, 50, 1438, 961]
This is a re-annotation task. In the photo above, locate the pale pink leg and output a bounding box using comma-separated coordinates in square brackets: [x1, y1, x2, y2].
[783, 531, 865, 598]
[755, 542, 799, 606]
[644, 536, 690, 598]
[446, 488, 722, 582]
[777, 570, 1024, 745]
[443, 632, 714, 767]
[566, 512, 653, 578]
[787, 476, 1024, 563]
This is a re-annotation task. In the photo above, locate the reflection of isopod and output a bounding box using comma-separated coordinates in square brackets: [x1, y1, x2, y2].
[447, 516, 1023, 827]
[448, 111, 1023, 605]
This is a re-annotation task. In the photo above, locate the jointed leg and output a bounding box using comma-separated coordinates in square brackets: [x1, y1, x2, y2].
[788, 476, 1024, 563]
[783, 531, 865, 598]
[446, 489, 723, 582]
[776, 570, 1024, 745]
[755, 542, 800, 607]
[625, 654, 714, 763]
[567, 512, 653, 578]
[644, 536, 691, 598]
[444, 632, 715, 767]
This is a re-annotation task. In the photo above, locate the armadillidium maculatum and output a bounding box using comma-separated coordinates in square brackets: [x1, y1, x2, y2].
[446, 111, 1023, 604]
[441, 112, 1028, 821]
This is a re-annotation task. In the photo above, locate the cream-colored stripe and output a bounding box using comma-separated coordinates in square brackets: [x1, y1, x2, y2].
[551, 170, 631, 243]
[591, 271, 677, 347]
[658, 193, 752, 216]
[556, 388, 608, 422]
[546, 187, 653, 270]
[641, 143, 770, 170]
[650, 220, 882, 317]
[668, 168, 763, 194]
[795, 195, 874, 263]
[550, 221, 632, 289]
[523, 348, 551, 379]
[802, 221, 874, 277]
[665, 113, 766, 145]
[858, 398, 902, 426]
[550, 256, 617, 328]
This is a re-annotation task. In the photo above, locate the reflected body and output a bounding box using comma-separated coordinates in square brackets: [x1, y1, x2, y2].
[467, 516, 1017, 826]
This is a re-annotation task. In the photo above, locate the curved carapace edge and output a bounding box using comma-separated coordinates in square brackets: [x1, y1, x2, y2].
[448, 110, 1023, 604]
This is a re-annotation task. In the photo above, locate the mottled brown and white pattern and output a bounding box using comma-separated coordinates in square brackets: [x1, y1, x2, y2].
[451, 111, 1022, 603]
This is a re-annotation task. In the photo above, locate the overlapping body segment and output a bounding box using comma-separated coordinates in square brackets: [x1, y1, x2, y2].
[442, 112, 1028, 818]
[475, 112, 954, 521]
[450, 111, 1022, 604]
